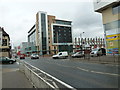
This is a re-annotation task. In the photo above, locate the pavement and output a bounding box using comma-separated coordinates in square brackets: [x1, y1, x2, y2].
[2, 62, 33, 88]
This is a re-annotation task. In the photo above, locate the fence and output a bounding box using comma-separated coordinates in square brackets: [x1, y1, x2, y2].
[70, 55, 120, 64]
[18, 60, 76, 89]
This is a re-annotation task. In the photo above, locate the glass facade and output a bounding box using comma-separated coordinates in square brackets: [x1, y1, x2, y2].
[112, 3, 120, 14]
[59, 45, 73, 53]
[28, 30, 36, 45]
[104, 20, 120, 31]
[52, 24, 73, 53]
[56, 20, 71, 25]
[53, 25, 72, 43]
[41, 13, 47, 54]
[104, 20, 120, 54]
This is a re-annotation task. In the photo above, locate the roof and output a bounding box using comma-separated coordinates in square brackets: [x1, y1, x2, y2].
[55, 19, 72, 22]
[0, 27, 10, 41]
[28, 24, 35, 33]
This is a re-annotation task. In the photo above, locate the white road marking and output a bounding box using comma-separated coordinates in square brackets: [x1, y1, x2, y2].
[77, 67, 120, 76]
[77, 67, 89, 72]
[90, 70, 119, 76]
[16, 62, 19, 65]
[37, 60, 120, 77]
[105, 64, 119, 67]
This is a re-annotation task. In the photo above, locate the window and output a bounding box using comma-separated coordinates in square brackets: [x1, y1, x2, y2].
[29, 47, 31, 50]
[54, 47, 56, 50]
[2, 39, 7, 46]
[112, 4, 120, 14]
[59, 53, 62, 55]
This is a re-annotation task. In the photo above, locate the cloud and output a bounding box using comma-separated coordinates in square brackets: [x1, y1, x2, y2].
[0, 1, 104, 46]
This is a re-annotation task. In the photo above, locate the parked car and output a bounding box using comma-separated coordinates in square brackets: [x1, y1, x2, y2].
[31, 54, 39, 59]
[52, 52, 68, 59]
[71, 51, 85, 58]
[90, 48, 106, 57]
[20, 55, 25, 59]
[0, 57, 16, 64]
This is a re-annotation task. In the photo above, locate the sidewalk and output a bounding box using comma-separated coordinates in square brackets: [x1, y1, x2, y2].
[2, 65, 33, 88]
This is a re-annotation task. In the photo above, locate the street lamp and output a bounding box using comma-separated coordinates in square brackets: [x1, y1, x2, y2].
[80, 32, 85, 51]
[80, 32, 85, 39]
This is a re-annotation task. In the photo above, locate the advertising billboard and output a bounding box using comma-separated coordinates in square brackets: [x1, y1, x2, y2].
[106, 33, 120, 54]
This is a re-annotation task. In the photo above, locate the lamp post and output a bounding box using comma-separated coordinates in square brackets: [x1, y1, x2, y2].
[80, 32, 85, 49]
[80, 32, 85, 39]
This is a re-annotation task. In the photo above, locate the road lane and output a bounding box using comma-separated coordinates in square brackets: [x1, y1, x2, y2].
[24, 57, 119, 88]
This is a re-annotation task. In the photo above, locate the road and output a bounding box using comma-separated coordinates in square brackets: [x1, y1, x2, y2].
[23, 57, 119, 88]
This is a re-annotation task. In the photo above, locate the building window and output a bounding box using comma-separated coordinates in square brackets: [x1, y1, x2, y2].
[112, 4, 120, 14]
[2, 39, 7, 46]
[54, 47, 56, 50]
[29, 47, 31, 50]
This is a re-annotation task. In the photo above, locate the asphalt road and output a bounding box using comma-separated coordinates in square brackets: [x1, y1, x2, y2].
[23, 57, 119, 88]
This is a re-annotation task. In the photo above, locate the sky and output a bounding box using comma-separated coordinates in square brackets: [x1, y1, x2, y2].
[0, 0, 104, 47]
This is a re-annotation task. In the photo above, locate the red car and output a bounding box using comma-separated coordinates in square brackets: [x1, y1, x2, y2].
[20, 55, 25, 59]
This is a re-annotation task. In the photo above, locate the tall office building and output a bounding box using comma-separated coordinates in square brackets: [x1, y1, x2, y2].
[28, 11, 73, 55]
[36, 11, 49, 55]
[94, 0, 120, 54]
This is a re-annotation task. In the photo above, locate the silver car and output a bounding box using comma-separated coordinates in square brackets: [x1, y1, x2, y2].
[71, 51, 85, 58]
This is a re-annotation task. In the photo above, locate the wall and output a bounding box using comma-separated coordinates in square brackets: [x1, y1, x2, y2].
[102, 7, 120, 24]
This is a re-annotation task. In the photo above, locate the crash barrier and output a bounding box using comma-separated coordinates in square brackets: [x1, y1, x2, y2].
[18, 60, 76, 89]
[70, 55, 120, 63]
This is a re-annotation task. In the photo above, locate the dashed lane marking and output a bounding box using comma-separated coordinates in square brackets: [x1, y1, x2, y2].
[77, 67, 120, 77]
[36, 60, 120, 77]
[77, 67, 89, 72]
[16, 62, 19, 65]
[90, 70, 119, 76]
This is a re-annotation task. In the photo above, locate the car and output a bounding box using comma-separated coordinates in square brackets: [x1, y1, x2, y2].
[52, 52, 68, 59]
[90, 48, 106, 57]
[20, 55, 25, 59]
[0, 57, 16, 64]
[71, 51, 85, 58]
[31, 54, 39, 59]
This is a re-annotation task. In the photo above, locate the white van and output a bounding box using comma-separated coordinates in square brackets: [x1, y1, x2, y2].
[52, 52, 68, 59]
